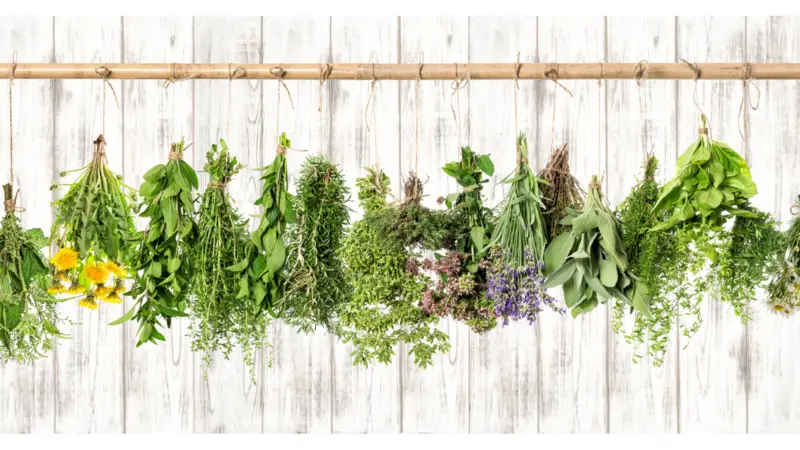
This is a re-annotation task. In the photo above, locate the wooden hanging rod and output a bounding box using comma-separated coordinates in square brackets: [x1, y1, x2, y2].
[0, 62, 797, 80]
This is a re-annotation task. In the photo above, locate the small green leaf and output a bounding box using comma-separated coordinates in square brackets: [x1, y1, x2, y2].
[476, 155, 494, 176]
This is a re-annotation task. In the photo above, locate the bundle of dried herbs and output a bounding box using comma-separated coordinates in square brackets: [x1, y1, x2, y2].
[486, 134, 562, 325]
[537, 143, 585, 240]
[189, 140, 266, 382]
[229, 133, 296, 319]
[612, 154, 693, 365]
[281, 153, 351, 334]
[1, 185, 69, 364]
[339, 167, 449, 367]
[767, 200, 800, 316]
[111, 139, 197, 346]
[544, 175, 652, 318]
[50, 135, 137, 310]
[421, 146, 498, 333]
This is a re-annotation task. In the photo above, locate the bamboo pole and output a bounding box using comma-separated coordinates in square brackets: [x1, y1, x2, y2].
[0, 62, 799, 80]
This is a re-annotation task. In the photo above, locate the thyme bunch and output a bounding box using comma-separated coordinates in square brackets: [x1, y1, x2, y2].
[537, 143, 585, 240]
[1, 184, 70, 364]
[281, 154, 351, 334]
[767, 197, 800, 316]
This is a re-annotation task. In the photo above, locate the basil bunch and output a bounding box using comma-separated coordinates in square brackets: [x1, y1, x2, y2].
[544, 175, 652, 318]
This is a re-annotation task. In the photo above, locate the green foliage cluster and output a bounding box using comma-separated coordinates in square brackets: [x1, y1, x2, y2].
[1, 184, 69, 364]
[114, 139, 198, 346]
[767, 198, 800, 316]
[189, 140, 266, 382]
[51, 135, 137, 266]
[338, 167, 449, 368]
[544, 175, 652, 318]
[281, 154, 351, 334]
[537, 143, 584, 240]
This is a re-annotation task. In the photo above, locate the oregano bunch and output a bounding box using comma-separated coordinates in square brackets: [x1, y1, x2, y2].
[111, 139, 198, 346]
[767, 199, 800, 316]
[339, 167, 450, 367]
[50, 135, 137, 310]
[1, 184, 70, 364]
[281, 154, 351, 334]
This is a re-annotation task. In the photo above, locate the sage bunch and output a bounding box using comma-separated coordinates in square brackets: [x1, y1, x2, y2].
[111, 139, 198, 346]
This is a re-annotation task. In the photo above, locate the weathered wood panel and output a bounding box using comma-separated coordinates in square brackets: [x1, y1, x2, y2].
[329, 16, 402, 433]
[0, 16, 56, 434]
[121, 16, 195, 433]
[746, 16, 800, 433]
[676, 16, 748, 433]
[398, 16, 471, 434]
[536, 16, 608, 433]
[467, 16, 538, 433]
[52, 16, 125, 434]
[261, 16, 333, 434]
[606, 16, 678, 433]
[192, 16, 265, 433]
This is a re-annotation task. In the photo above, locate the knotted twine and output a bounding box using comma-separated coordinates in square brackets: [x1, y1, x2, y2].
[679, 58, 712, 139]
[634, 60, 651, 166]
[738, 62, 761, 160]
[450, 63, 469, 151]
[413, 59, 424, 199]
[94, 64, 120, 138]
[4, 53, 23, 214]
[363, 63, 381, 170]
[513, 53, 528, 170]
[544, 64, 574, 149]
[226, 64, 246, 138]
[270, 64, 296, 136]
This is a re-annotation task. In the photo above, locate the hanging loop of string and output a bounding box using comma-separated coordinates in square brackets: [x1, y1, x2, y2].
[634, 60, 650, 160]
[413, 55, 424, 198]
[8, 51, 17, 191]
[226, 64, 246, 138]
[679, 58, 712, 139]
[738, 62, 761, 158]
[514, 52, 526, 167]
[319, 62, 332, 113]
[94, 64, 120, 138]
[597, 60, 604, 167]
[545, 64, 574, 149]
[450, 63, 469, 151]
[363, 63, 378, 134]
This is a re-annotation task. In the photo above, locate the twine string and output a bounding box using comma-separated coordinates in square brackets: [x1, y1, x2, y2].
[545, 65, 574, 149]
[8, 51, 16, 190]
[634, 60, 650, 159]
[414, 58, 423, 197]
[162, 63, 198, 88]
[450, 63, 469, 150]
[94, 65, 120, 137]
[363, 63, 380, 169]
[226, 64, 246, 138]
[598, 60, 604, 160]
[514, 53, 521, 164]
[738, 62, 761, 159]
[679, 58, 712, 139]
[319, 63, 332, 113]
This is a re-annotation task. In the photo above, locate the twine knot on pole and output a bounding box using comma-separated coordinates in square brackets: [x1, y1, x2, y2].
[544, 65, 574, 97]
[634, 60, 650, 86]
[318, 63, 332, 112]
[269, 65, 295, 111]
[163, 63, 198, 88]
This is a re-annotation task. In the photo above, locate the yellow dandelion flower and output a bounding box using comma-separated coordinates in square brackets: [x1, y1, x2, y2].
[78, 294, 98, 310]
[94, 286, 113, 299]
[84, 263, 110, 285]
[66, 281, 87, 295]
[50, 248, 79, 271]
[54, 270, 71, 282]
[103, 293, 122, 304]
[48, 282, 66, 295]
[102, 261, 127, 278]
[113, 279, 126, 296]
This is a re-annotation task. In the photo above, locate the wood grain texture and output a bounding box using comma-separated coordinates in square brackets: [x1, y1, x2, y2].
[329, 16, 402, 433]
[746, 16, 800, 433]
[0, 16, 56, 434]
[398, 16, 471, 434]
[467, 16, 538, 433]
[52, 16, 125, 434]
[261, 16, 333, 434]
[536, 17, 608, 433]
[121, 16, 195, 433]
[676, 16, 748, 433]
[606, 16, 678, 433]
[192, 16, 265, 433]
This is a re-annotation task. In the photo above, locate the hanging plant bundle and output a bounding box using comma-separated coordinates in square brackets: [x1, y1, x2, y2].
[229, 132, 296, 319]
[767, 199, 800, 316]
[339, 167, 450, 368]
[543, 175, 652, 319]
[281, 153, 351, 334]
[421, 146, 498, 333]
[50, 135, 137, 310]
[486, 133, 563, 325]
[612, 154, 694, 366]
[651, 114, 780, 323]
[537, 143, 585, 240]
[189, 140, 264, 382]
[1, 185, 70, 364]
[111, 139, 198, 346]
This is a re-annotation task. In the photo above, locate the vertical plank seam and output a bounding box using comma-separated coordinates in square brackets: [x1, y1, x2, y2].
[534, 14, 542, 435]
[743, 15, 750, 434]
[327, 14, 335, 435]
[259, 16, 266, 434]
[673, 14, 682, 435]
[50, 14, 58, 434]
[120, 15, 128, 434]
[190, 15, 200, 433]
[603, 14, 610, 435]
[466, 14, 472, 435]
[396, 14, 404, 435]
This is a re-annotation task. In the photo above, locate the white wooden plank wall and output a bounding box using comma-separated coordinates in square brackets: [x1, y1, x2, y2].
[1, 16, 799, 433]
